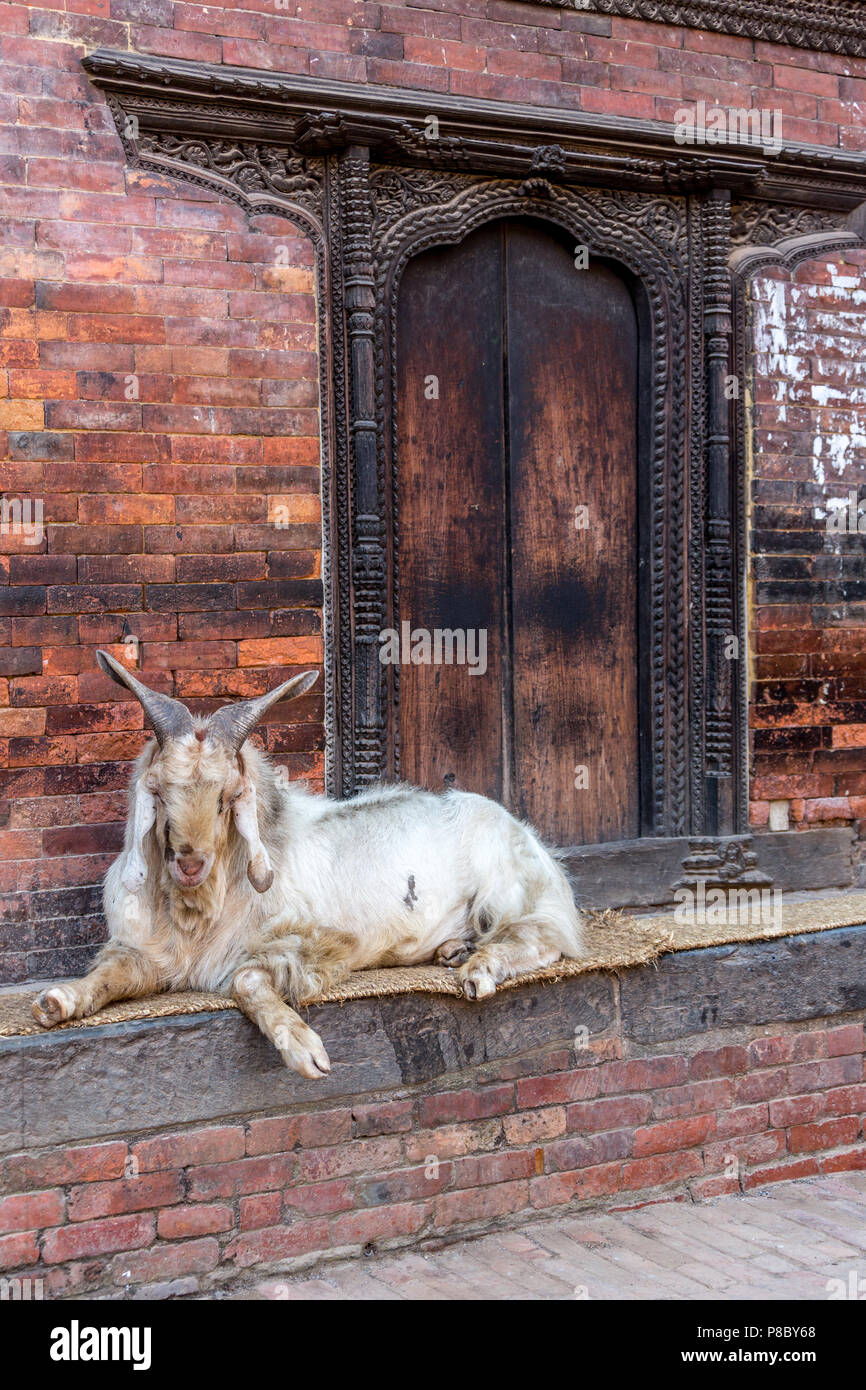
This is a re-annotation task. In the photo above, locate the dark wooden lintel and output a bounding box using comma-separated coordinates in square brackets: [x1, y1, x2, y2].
[82, 50, 866, 214]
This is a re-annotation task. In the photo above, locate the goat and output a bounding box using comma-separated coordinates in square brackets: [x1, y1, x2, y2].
[31, 651, 587, 1078]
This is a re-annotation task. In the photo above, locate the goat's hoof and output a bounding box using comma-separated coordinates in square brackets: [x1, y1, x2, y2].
[275, 1021, 331, 1080]
[458, 965, 497, 1001]
[31, 986, 77, 1028]
[434, 938, 472, 967]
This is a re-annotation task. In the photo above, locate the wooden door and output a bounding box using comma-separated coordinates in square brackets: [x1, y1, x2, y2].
[395, 218, 641, 845]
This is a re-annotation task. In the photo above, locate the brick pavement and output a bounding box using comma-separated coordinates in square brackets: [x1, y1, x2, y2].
[231, 1172, 866, 1300]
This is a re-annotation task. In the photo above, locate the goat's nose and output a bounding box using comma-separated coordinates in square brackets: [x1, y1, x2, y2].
[177, 854, 205, 877]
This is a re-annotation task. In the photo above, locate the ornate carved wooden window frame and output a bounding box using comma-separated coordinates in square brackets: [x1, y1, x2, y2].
[83, 50, 866, 851]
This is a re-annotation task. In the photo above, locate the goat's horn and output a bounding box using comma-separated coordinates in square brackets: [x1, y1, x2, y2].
[95, 649, 195, 748]
[207, 670, 319, 752]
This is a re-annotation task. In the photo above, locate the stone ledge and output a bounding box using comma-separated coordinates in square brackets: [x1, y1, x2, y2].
[3, 924, 865, 1156]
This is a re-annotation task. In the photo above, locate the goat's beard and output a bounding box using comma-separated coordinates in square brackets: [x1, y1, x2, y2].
[165, 858, 228, 932]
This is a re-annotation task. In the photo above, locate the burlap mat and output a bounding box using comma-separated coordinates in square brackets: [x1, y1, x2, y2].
[2, 891, 866, 1039]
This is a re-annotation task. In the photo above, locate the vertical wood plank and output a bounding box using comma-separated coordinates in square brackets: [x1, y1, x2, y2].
[396, 223, 507, 797]
[506, 222, 641, 843]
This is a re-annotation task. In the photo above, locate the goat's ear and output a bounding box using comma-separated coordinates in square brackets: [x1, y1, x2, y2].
[121, 775, 158, 893]
[231, 767, 274, 894]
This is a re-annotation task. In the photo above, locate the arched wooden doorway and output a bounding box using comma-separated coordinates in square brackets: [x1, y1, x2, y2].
[395, 218, 646, 845]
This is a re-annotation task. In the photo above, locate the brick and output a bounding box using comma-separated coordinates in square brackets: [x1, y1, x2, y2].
[351, 1101, 414, 1138]
[530, 1163, 624, 1208]
[451, 1149, 536, 1188]
[237, 637, 323, 667]
[0, 1188, 64, 1234]
[545, 1130, 632, 1173]
[295, 1138, 402, 1184]
[0, 648, 40, 680]
[283, 1180, 354, 1217]
[827, 1024, 864, 1056]
[68, 1171, 183, 1222]
[743, 1157, 821, 1189]
[9, 555, 76, 585]
[748, 1032, 827, 1067]
[356, 1163, 451, 1207]
[42, 1212, 155, 1264]
[599, 1056, 688, 1094]
[689, 1046, 750, 1080]
[704, 1131, 786, 1170]
[620, 1150, 704, 1192]
[245, 1117, 299, 1157]
[224, 1220, 330, 1268]
[633, 1113, 716, 1158]
[78, 495, 173, 525]
[651, 1078, 734, 1120]
[689, 1174, 741, 1200]
[113, 1237, 219, 1285]
[825, 1084, 866, 1117]
[788, 1116, 861, 1153]
[0, 587, 45, 617]
[238, 1192, 282, 1230]
[294, 1109, 353, 1148]
[418, 1085, 513, 1128]
[769, 1093, 826, 1127]
[788, 1056, 862, 1094]
[157, 1205, 233, 1240]
[735, 1068, 788, 1104]
[0, 1142, 127, 1193]
[0, 1231, 40, 1271]
[187, 1154, 296, 1201]
[402, 1119, 504, 1163]
[566, 1095, 652, 1133]
[9, 735, 75, 767]
[132, 1126, 245, 1173]
[146, 583, 235, 613]
[432, 1181, 528, 1231]
[713, 1104, 771, 1140]
[503, 1107, 567, 1145]
[516, 1070, 600, 1108]
[0, 708, 45, 736]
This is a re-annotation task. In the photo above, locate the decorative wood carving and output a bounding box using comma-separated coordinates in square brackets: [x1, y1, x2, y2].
[81, 55, 866, 852]
[675, 836, 774, 893]
[702, 191, 736, 814]
[502, 1, 866, 60]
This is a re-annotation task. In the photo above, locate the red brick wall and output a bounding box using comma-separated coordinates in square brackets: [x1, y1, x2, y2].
[2, 1015, 864, 1295]
[749, 253, 866, 844]
[2, 2, 866, 980]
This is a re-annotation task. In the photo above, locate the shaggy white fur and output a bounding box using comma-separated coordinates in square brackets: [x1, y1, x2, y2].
[31, 653, 586, 1078]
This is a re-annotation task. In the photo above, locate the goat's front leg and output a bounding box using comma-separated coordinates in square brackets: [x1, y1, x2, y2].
[232, 963, 331, 1080]
[31, 946, 161, 1028]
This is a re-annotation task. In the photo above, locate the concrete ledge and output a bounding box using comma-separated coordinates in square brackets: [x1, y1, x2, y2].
[3, 925, 865, 1155]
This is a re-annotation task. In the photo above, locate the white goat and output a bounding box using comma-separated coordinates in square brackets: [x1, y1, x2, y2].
[31, 651, 586, 1077]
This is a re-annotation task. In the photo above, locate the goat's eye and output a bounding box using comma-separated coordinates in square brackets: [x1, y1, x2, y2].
[217, 794, 224, 815]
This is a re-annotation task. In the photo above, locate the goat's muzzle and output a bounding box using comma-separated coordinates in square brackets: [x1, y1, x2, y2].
[171, 853, 212, 889]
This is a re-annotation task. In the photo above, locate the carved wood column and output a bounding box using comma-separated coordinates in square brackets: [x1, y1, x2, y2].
[702, 187, 736, 834]
[340, 144, 386, 790]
